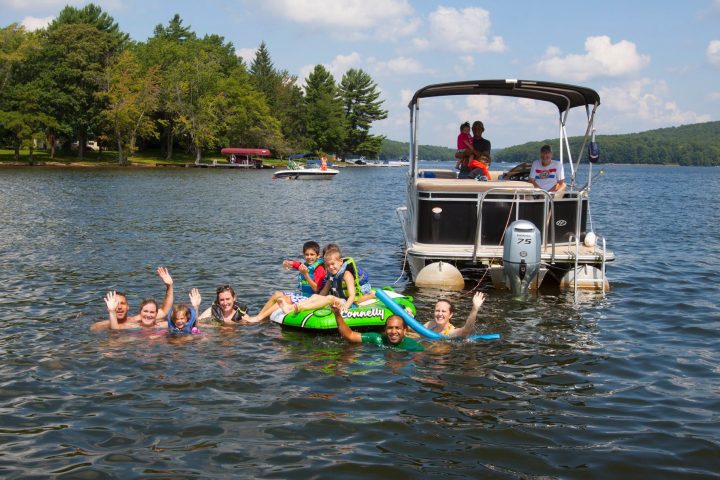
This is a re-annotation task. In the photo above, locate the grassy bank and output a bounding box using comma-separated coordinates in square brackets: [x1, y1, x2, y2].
[0, 148, 289, 167]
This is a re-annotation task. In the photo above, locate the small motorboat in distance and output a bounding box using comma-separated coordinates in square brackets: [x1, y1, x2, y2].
[272, 155, 338, 180]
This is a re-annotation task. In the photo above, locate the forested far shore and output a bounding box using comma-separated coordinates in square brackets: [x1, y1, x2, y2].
[1, 5, 387, 165]
[382, 121, 720, 166]
[493, 121, 720, 167]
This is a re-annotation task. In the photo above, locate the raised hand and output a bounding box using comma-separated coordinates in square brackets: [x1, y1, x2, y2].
[157, 266, 173, 287]
[104, 291, 118, 312]
[189, 288, 201, 309]
[472, 291, 486, 309]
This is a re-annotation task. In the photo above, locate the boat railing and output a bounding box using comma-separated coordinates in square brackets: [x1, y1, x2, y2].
[472, 188, 557, 264]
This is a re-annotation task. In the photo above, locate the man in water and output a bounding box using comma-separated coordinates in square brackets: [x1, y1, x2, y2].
[91, 267, 174, 331]
[331, 303, 424, 352]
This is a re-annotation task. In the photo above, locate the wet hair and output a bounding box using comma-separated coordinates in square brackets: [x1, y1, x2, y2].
[541, 144, 552, 153]
[460, 121, 470, 131]
[324, 249, 342, 261]
[303, 241, 320, 255]
[472, 120, 484, 129]
[385, 314, 406, 329]
[171, 304, 191, 326]
[115, 291, 127, 300]
[138, 298, 158, 312]
[436, 298, 454, 314]
[322, 243, 341, 257]
[215, 285, 236, 303]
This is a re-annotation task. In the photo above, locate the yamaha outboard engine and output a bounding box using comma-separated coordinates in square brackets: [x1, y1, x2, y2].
[503, 220, 541, 296]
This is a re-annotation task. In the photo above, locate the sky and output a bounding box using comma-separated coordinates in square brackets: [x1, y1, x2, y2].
[2, 0, 719, 148]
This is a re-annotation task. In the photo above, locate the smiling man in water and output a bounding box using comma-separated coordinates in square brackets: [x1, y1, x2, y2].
[331, 303, 424, 352]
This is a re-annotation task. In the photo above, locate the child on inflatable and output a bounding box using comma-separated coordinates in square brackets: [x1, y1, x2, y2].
[277, 246, 371, 314]
[248, 240, 327, 322]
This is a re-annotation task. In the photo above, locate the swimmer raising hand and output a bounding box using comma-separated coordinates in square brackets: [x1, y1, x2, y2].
[104, 291, 121, 330]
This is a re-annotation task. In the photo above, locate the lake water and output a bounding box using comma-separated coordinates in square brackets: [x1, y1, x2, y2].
[0, 163, 718, 478]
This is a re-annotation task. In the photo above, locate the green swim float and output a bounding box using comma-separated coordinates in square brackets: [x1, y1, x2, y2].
[270, 287, 416, 332]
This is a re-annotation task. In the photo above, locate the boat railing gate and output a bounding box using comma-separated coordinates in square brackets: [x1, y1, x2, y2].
[472, 188, 564, 264]
[567, 231, 608, 299]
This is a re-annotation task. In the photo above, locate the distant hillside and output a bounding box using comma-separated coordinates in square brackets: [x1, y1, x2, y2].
[493, 121, 720, 166]
[380, 139, 456, 161]
[382, 121, 720, 166]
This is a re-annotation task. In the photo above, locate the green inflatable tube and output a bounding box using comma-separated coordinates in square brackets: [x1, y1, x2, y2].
[271, 287, 416, 332]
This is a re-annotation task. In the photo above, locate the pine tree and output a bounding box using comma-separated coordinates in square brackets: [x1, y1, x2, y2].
[304, 65, 346, 155]
[339, 68, 387, 158]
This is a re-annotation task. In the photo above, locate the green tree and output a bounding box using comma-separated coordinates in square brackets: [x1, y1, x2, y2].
[303, 65, 346, 154]
[218, 66, 283, 151]
[43, 5, 128, 159]
[0, 24, 35, 92]
[99, 49, 161, 164]
[338, 68, 387, 158]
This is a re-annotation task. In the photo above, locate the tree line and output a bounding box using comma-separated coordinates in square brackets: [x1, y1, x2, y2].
[0, 5, 387, 164]
[494, 121, 720, 167]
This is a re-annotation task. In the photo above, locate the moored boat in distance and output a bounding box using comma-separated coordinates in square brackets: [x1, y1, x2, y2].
[397, 79, 614, 295]
[272, 154, 338, 180]
[219, 147, 273, 168]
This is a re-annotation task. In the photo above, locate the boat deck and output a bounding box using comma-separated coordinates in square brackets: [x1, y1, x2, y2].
[405, 241, 614, 265]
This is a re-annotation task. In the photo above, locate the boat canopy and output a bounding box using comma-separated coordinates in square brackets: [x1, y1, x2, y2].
[409, 79, 600, 112]
[220, 148, 271, 156]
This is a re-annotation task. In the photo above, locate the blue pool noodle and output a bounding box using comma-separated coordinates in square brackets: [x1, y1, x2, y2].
[374, 289, 500, 341]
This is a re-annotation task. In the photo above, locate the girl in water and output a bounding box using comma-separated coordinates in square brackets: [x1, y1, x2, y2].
[196, 285, 256, 325]
[422, 292, 486, 338]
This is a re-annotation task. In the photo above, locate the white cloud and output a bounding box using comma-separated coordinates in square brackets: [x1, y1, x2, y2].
[370, 56, 425, 75]
[235, 47, 256, 65]
[536, 36, 650, 81]
[599, 79, 711, 127]
[425, 6, 505, 53]
[707, 40, 720, 66]
[298, 52, 362, 85]
[20, 15, 53, 31]
[412, 37, 429, 50]
[261, 0, 417, 40]
[708, 91, 720, 101]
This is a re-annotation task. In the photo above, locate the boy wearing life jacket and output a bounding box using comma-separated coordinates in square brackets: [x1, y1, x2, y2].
[248, 240, 327, 322]
[277, 247, 371, 314]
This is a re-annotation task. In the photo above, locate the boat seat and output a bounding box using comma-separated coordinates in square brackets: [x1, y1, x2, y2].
[416, 178, 536, 193]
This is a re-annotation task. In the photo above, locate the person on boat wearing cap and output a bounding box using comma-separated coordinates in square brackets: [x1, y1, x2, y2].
[529, 144, 565, 192]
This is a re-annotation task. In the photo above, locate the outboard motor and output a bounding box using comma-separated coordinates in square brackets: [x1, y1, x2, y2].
[503, 220, 541, 296]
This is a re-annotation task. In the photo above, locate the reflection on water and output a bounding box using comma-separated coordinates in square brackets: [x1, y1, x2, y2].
[0, 165, 718, 477]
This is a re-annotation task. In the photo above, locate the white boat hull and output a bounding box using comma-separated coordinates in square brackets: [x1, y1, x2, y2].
[272, 168, 338, 180]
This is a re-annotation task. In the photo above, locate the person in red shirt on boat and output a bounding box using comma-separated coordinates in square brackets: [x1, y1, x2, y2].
[467, 152, 492, 180]
[320, 154, 328, 171]
[454, 121, 474, 169]
[248, 241, 327, 322]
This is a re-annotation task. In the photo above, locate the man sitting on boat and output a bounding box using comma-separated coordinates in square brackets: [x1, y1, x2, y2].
[529, 144, 565, 192]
